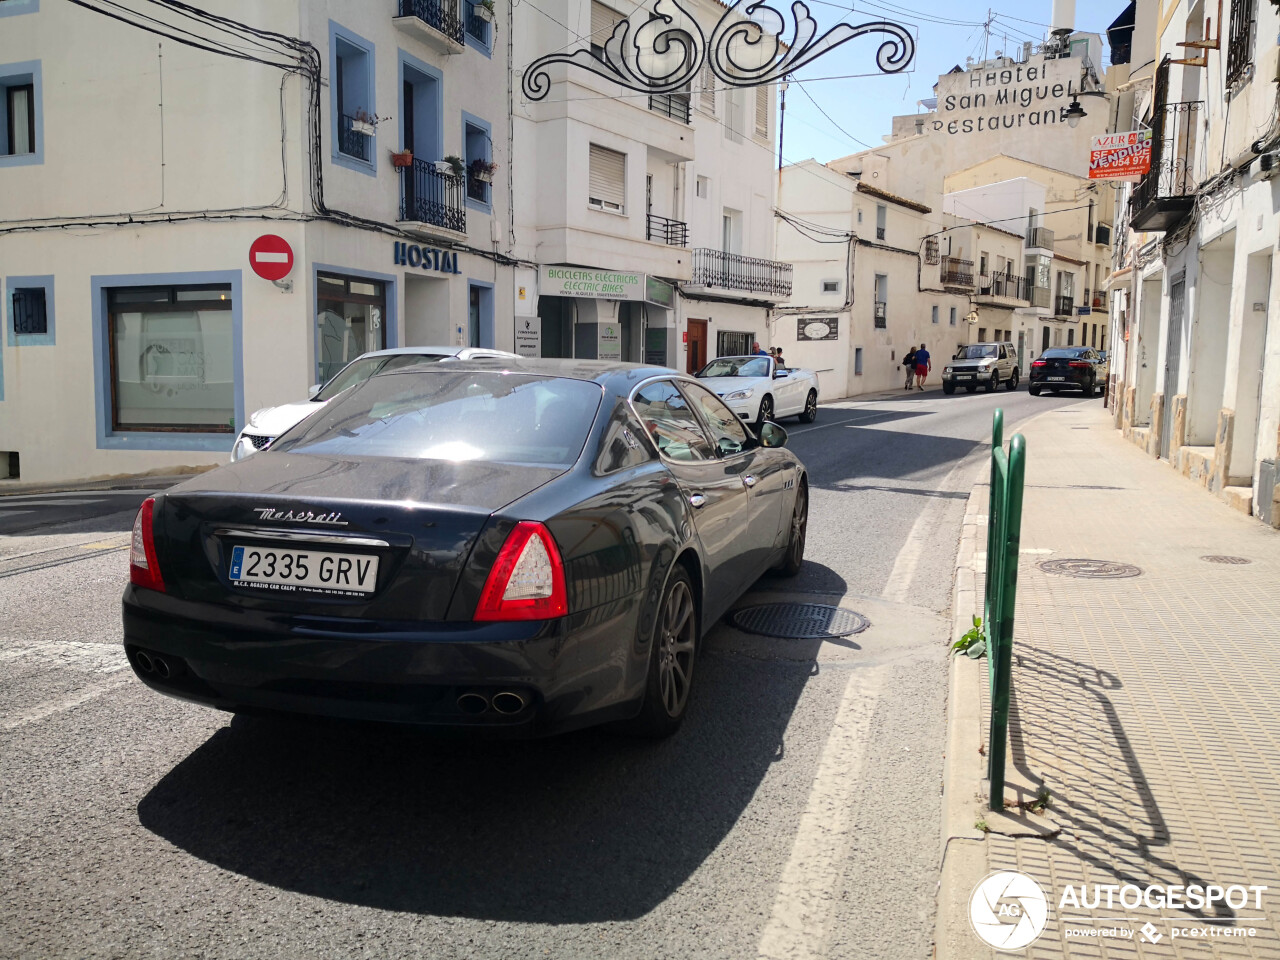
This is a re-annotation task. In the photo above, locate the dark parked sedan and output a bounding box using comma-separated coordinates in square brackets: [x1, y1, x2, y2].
[123, 359, 808, 738]
[1028, 346, 1106, 396]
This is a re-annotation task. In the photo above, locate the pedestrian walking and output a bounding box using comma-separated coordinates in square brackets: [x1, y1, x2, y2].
[902, 347, 917, 389]
[914, 343, 931, 391]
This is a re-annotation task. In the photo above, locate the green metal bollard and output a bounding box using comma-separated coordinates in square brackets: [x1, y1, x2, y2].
[987, 433, 1026, 811]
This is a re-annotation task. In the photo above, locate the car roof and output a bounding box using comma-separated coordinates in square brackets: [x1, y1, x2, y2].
[373, 355, 683, 392]
[357, 346, 519, 359]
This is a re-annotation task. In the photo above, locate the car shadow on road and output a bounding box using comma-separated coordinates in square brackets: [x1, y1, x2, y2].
[137, 569, 852, 923]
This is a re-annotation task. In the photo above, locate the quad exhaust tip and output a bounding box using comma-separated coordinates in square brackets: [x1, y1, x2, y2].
[456, 692, 489, 715]
[491, 691, 527, 715]
[134, 650, 154, 673]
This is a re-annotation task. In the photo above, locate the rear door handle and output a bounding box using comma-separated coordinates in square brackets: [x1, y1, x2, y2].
[689, 493, 707, 508]
[743, 475, 757, 488]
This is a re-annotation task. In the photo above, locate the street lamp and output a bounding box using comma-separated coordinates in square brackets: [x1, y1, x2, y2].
[1065, 96, 1087, 128]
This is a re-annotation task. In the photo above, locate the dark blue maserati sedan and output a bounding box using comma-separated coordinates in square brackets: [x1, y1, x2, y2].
[123, 358, 809, 738]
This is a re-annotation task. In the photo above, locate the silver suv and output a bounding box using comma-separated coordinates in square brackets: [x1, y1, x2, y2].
[942, 342, 1019, 394]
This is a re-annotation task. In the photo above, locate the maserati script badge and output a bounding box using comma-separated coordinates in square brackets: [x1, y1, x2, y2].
[252, 507, 348, 526]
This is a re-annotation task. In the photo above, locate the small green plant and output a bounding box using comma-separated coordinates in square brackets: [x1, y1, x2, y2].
[974, 817, 989, 833]
[442, 155, 466, 177]
[952, 615, 985, 657]
[1027, 786, 1052, 814]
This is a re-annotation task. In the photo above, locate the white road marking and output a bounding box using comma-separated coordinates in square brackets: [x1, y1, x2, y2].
[757, 666, 887, 960]
[2, 675, 131, 732]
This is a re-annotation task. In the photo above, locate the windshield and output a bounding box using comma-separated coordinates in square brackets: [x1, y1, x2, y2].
[1042, 348, 1087, 359]
[697, 357, 771, 378]
[277, 371, 603, 466]
[956, 345, 998, 360]
[314, 353, 446, 401]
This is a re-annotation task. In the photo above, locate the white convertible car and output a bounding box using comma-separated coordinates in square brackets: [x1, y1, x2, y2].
[230, 345, 518, 461]
[695, 355, 820, 426]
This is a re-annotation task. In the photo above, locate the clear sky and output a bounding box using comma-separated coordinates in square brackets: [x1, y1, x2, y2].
[778, 0, 1127, 165]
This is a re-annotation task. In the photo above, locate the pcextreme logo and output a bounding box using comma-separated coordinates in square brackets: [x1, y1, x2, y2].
[969, 871, 1050, 950]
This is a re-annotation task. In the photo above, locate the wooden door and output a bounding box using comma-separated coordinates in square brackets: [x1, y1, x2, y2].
[686, 319, 707, 375]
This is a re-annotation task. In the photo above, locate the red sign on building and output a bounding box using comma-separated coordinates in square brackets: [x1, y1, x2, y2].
[248, 234, 294, 281]
[1089, 131, 1153, 181]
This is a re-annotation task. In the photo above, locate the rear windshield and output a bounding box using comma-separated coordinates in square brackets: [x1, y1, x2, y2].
[314, 353, 445, 401]
[276, 372, 603, 466]
[956, 345, 999, 359]
[1041, 348, 1087, 359]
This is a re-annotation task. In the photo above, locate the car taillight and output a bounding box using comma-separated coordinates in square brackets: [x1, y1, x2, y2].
[474, 521, 567, 621]
[1069, 361, 1091, 368]
[129, 497, 166, 592]
[1032, 360, 1047, 367]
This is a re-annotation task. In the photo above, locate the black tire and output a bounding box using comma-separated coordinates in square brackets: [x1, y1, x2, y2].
[773, 479, 808, 577]
[983, 376, 997, 393]
[755, 395, 774, 428]
[798, 390, 818, 423]
[965, 384, 977, 393]
[622, 565, 698, 738]
[1006, 369, 1020, 391]
[942, 382, 956, 395]
[1029, 385, 1041, 396]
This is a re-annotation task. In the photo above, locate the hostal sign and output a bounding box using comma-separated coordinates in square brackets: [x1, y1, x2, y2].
[393, 242, 463, 274]
[931, 58, 1087, 136]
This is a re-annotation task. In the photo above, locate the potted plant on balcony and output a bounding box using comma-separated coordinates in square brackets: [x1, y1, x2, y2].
[474, 0, 496, 22]
[436, 155, 466, 177]
[468, 157, 498, 183]
[351, 109, 377, 137]
[391, 149, 414, 168]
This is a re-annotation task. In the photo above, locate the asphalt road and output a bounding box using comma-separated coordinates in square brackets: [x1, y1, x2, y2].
[0, 384, 1082, 960]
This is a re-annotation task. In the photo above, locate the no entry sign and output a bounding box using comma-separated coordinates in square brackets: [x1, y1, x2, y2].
[249, 234, 294, 281]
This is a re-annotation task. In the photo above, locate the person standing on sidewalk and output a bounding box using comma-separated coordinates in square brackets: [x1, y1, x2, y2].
[914, 343, 931, 391]
[902, 347, 917, 389]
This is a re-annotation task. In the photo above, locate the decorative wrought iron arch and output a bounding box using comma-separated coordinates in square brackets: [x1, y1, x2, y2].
[521, 0, 914, 101]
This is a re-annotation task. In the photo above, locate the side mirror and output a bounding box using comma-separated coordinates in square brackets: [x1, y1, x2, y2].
[758, 421, 788, 448]
[307, 383, 322, 399]
[773, 370, 788, 379]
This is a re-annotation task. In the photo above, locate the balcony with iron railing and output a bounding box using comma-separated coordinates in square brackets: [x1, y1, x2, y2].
[1054, 295, 1075, 317]
[1225, 0, 1257, 88]
[648, 92, 691, 124]
[338, 114, 370, 162]
[977, 273, 1029, 303]
[689, 248, 792, 298]
[1026, 226, 1055, 251]
[394, 0, 465, 53]
[646, 214, 688, 246]
[399, 158, 467, 238]
[940, 256, 974, 287]
[1130, 98, 1202, 231]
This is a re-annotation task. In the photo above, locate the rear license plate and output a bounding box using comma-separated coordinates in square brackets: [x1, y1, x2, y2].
[229, 545, 379, 594]
[955, 375, 973, 380]
[1048, 376, 1066, 381]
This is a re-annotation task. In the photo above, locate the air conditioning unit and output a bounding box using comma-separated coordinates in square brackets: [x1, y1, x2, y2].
[1258, 152, 1280, 181]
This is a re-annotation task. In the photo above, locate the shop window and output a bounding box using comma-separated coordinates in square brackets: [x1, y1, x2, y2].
[107, 285, 234, 433]
[1, 61, 41, 165]
[467, 281, 494, 348]
[716, 330, 752, 357]
[464, 114, 492, 209]
[316, 272, 387, 384]
[7, 275, 53, 345]
[588, 143, 625, 212]
[330, 24, 375, 172]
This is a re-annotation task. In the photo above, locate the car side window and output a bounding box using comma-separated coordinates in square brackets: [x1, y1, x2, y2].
[631, 381, 713, 463]
[998, 345, 1007, 359]
[594, 400, 657, 475]
[679, 381, 753, 458]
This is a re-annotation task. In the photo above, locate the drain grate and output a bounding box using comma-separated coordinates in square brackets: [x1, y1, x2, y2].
[1038, 558, 1143, 579]
[1201, 555, 1251, 565]
[730, 603, 870, 639]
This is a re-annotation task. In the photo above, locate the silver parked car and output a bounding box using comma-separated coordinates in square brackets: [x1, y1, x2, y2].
[942, 342, 1020, 394]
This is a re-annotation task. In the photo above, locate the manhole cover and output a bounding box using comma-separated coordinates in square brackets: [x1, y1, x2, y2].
[730, 603, 870, 639]
[1038, 558, 1143, 579]
[1202, 555, 1251, 565]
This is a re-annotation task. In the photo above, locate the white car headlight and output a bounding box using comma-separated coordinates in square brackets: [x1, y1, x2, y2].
[230, 435, 258, 462]
[944, 366, 954, 374]
[724, 388, 755, 401]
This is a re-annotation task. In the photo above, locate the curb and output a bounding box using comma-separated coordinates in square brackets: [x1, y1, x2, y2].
[0, 468, 211, 498]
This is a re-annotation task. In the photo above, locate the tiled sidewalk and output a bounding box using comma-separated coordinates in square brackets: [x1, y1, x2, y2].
[939, 402, 1280, 959]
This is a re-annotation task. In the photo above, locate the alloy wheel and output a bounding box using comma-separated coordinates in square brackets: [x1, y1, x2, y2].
[788, 484, 808, 568]
[657, 579, 696, 717]
[757, 396, 774, 426]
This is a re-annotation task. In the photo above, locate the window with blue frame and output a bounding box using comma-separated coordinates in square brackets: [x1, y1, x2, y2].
[1, 62, 40, 163]
[332, 27, 374, 165]
[464, 0, 492, 48]
[464, 118, 492, 207]
[12, 288, 45, 334]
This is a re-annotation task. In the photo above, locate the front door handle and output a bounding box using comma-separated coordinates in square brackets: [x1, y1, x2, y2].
[689, 493, 707, 508]
[743, 475, 757, 488]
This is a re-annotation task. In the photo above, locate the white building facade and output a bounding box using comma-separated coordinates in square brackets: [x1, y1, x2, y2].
[1, 0, 516, 485]
[1105, 0, 1280, 526]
